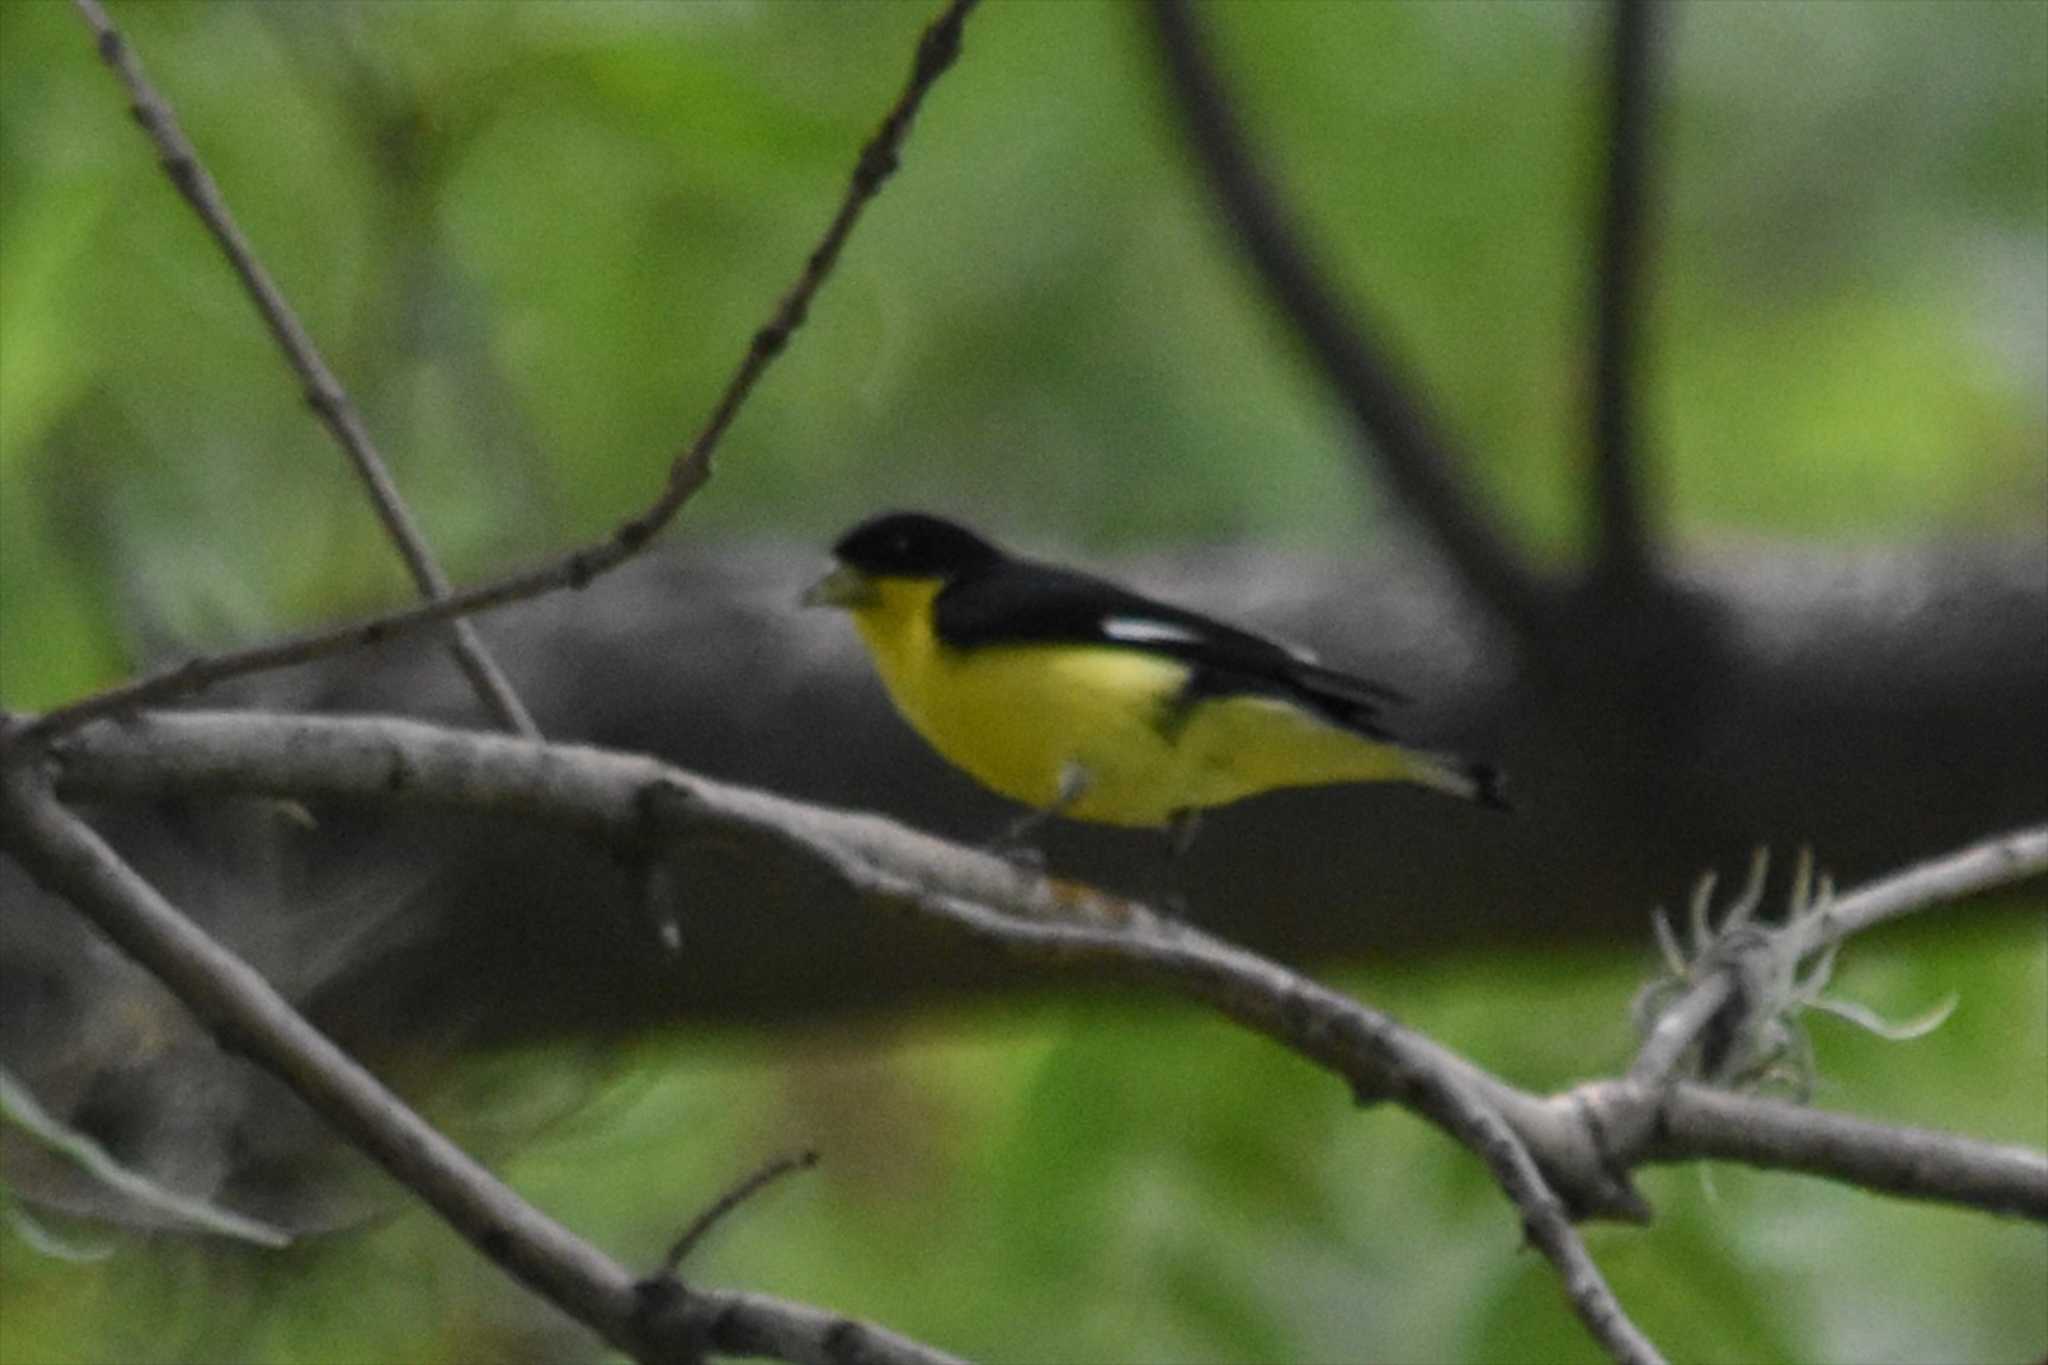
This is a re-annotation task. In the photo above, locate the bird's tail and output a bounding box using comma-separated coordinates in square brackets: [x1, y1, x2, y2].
[1403, 751, 1512, 812]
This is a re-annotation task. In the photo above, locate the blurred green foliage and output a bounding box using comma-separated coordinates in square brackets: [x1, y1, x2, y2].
[3, 921, 2041, 1364]
[2, 2, 2044, 1362]
[1, 0, 2043, 708]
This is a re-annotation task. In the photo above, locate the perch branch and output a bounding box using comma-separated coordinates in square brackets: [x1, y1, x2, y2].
[72, 0, 537, 739]
[41, 710, 1685, 1358]
[44, 709, 2047, 1231]
[19, 0, 981, 747]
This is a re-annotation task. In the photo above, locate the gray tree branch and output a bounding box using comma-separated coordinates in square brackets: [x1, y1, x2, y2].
[40, 709, 2044, 1224]
[20, 709, 1662, 1361]
[29, 708, 2048, 1359]
[1640, 1085, 2046, 1218]
[0, 743, 967, 1365]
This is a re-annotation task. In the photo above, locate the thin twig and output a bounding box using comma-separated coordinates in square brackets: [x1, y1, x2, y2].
[1588, 0, 1663, 587]
[1145, 0, 1556, 647]
[20, 0, 981, 746]
[72, 0, 538, 739]
[661, 1150, 820, 1276]
[0, 756, 965, 1365]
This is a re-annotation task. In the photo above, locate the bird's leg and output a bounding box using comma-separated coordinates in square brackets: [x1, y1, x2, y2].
[1156, 807, 1203, 915]
[987, 760, 1092, 869]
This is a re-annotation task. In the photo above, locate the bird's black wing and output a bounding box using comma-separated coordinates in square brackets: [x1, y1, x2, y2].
[932, 557, 1411, 736]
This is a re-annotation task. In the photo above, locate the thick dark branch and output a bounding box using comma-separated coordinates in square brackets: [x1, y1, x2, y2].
[1588, 0, 1664, 586]
[0, 752, 964, 1365]
[72, 0, 537, 739]
[19, 0, 981, 746]
[1145, 0, 1555, 645]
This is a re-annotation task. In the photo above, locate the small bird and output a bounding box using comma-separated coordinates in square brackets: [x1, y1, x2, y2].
[802, 511, 1507, 848]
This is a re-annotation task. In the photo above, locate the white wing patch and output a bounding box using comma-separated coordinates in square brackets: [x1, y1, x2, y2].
[1101, 616, 1206, 647]
[1101, 613, 1321, 663]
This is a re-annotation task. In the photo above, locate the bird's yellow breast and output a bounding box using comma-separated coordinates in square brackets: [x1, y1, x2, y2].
[844, 577, 1413, 828]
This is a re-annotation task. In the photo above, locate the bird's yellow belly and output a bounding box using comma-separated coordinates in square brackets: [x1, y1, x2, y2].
[892, 642, 1193, 826]
[854, 606, 1409, 828]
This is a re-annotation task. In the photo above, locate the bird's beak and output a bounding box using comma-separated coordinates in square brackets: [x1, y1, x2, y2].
[799, 563, 878, 610]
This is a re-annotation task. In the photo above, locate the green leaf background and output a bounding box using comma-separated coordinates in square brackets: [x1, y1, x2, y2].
[1, 2, 2042, 1361]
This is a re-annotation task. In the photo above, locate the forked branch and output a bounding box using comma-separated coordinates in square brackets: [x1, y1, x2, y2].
[73, 0, 538, 739]
[21, 0, 981, 746]
[0, 753, 965, 1365]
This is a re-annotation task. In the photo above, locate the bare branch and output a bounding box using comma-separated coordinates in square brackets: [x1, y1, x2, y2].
[71, 0, 537, 739]
[0, 754, 964, 1365]
[1641, 1085, 2048, 1219]
[682, 1291, 969, 1365]
[46, 709, 1675, 1358]
[1797, 825, 2048, 954]
[39, 709, 2045, 1353]
[1144, 0, 1556, 646]
[45, 708, 2046, 1230]
[20, 0, 982, 745]
[1588, 0, 1665, 586]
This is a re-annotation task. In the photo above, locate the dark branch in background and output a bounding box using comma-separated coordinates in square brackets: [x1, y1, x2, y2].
[17, 0, 982, 746]
[1588, 0, 1663, 587]
[72, 0, 538, 740]
[1145, 0, 1556, 647]
[0, 752, 965, 1365]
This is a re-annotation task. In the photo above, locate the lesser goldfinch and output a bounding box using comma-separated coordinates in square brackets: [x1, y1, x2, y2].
[802, 512, 1507, 838]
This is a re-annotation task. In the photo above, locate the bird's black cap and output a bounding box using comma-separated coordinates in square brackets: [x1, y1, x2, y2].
[832, 511, 1003, 579]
